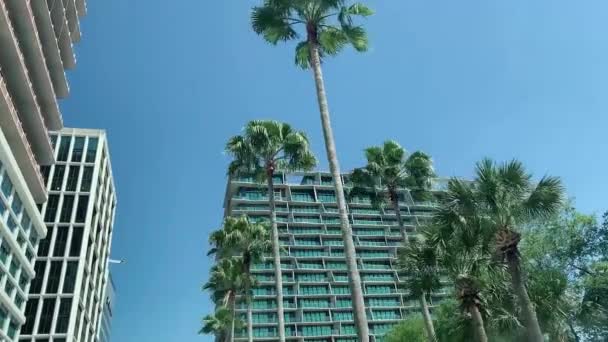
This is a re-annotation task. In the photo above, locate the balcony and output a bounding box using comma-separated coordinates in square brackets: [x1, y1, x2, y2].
[0, 2, 54, 165]
[30, 0, 69, 97]
[0, 69, 47, 203]
[5, 0, 62, 129]
[63, 0, 81, 42]
[48, 0, 76, 69]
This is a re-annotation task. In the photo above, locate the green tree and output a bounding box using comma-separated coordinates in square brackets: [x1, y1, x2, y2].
[250, 2, 373, 340]
[438, 159, 563, 342]
[351, 141, 436, 340]
[385, 316, 428, 342]
[200, 307, 234, 342]
[226, 120, 316, 342]
[396, 235, 440, 342]
[203, 258, 251, 342]
[209, 217, 272, 342]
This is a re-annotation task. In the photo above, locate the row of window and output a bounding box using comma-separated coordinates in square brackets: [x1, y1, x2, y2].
[29, 260, 78, 295]
[0, 304, 20, 340]
[51, 135, 98, 164]
[41, 165, 94, 193]
[21, 297, 72, 335]
[0, 162, 40, 261]
[43, 195, 89, 224]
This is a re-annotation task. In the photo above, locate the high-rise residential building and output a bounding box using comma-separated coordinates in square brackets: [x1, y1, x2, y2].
[20, 128, 117, 342]
[0, 1, 87, 341]
[98, 273, 114, 342]
[223, 172, 449, 341]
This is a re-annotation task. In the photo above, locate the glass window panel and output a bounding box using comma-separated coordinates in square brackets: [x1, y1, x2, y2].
[44, 195, 60, 222]
[72, 137, 85, 162]
[57, 136, 71, 162]
[81, 167, 94, 192]
[53, 227, 69, 257]
[1, 176, 13, 198]
[45, 261, 63, 294]
[51, 166, 66, 191]
[69, 227, 83, 257]
[38, 298, 57, 333]
[30, 260, 46, 294]
[55, 298, 72, 333]
[63, 261, 78, 293]
[38, 226, 53, 257]
[66, 166, 80, 191]
[86, 138, 98, 162]
[75, 196, 89, 223]
[59, 195, 74, 223]
[21, 298, 38, 334]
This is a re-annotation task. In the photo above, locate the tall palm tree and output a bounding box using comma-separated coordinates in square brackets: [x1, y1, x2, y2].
[200, 307, 233, 342]
[396, 235, 440, 342]
[226, 120, 317, 342]
[251, 2, 373, 340]
[436, 160, 563, 342]
[209, 217, 272, 342]
[204, 258, 251, 342]
[351, 141, 436, 340]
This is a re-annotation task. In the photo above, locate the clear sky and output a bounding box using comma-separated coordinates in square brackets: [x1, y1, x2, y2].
[60, 1, 608, 341]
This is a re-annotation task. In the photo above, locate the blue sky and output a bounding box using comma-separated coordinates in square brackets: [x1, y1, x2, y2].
[60, 1, 608, 341]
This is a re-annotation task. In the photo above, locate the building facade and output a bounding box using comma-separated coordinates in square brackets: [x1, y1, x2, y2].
[0, 1, 87, 341]
[20, 128, 117, 342]
[223, 173, 449, 341]
[98, 273, 114, 342]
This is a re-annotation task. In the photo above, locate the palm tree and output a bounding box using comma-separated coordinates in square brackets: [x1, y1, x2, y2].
[251, 2, 373, 340]
[351, 141, 436, 340]
[436, 160, 563, 342]
[209, 216, 272, 342]
[204, 258, 251, 342]
[396, 235, 440, 342]
[226, 120, 316, 342]
[200, 307, 233, 342]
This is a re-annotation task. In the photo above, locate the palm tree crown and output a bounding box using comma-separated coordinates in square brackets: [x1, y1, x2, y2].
[226, 120, 317, 179]
[209, 216, 272, 268]
[350, 140, 435, 206]
[251, 0, 373, 68]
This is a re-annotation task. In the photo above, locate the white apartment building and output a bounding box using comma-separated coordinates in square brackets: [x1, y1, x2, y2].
[19, 128, 116, 342]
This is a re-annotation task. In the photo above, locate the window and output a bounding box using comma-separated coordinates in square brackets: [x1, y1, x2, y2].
[86, 138, 98, 162]
[30, 261, 46, 294]
[38, 226, 53, 257]
[38, 298, 57, 333]
[51, 165, 66, 191]
[1, 176, 12, 198]
[46, 261, 63, 294]
[72, 137, 85, 162]
[75, 196, 89, 223]
[40, 166, 51, 188]
[21, 298, 38, 334]
[81, 167, 94, 192]
[8, 321, 17, 339]
[44, 195, 60, 222]
[56, 298, 72, 333]
[70, 227, 83, 257]
[11, 195, 22, 217]
[50, 134, 58, 149]
[66, 166, 80, 191]
[0, 241, 9, 264]
[63, 261, 78, 293]
[9, 259, 19, 277]
[21, 212, 31, 231]
[53, 227, 69, 257]
[59, 195, 74, 223]
[57, 136, 71, 161]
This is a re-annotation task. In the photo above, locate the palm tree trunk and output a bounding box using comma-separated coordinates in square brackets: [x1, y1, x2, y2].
[244, 262, 253, 342]
[393, 195, 436, 342]
[506, 252, 544, 342]
[419, 294, 437, 342]
[392, 196, 409, 244]
[308, 40, 369, 342]
[268, 175, 286, 342]
[229, 292, 236, 342]
[469, 304, 489, 342]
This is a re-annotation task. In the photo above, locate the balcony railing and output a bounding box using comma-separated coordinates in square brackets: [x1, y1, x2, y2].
[0, 68, 45, 190]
